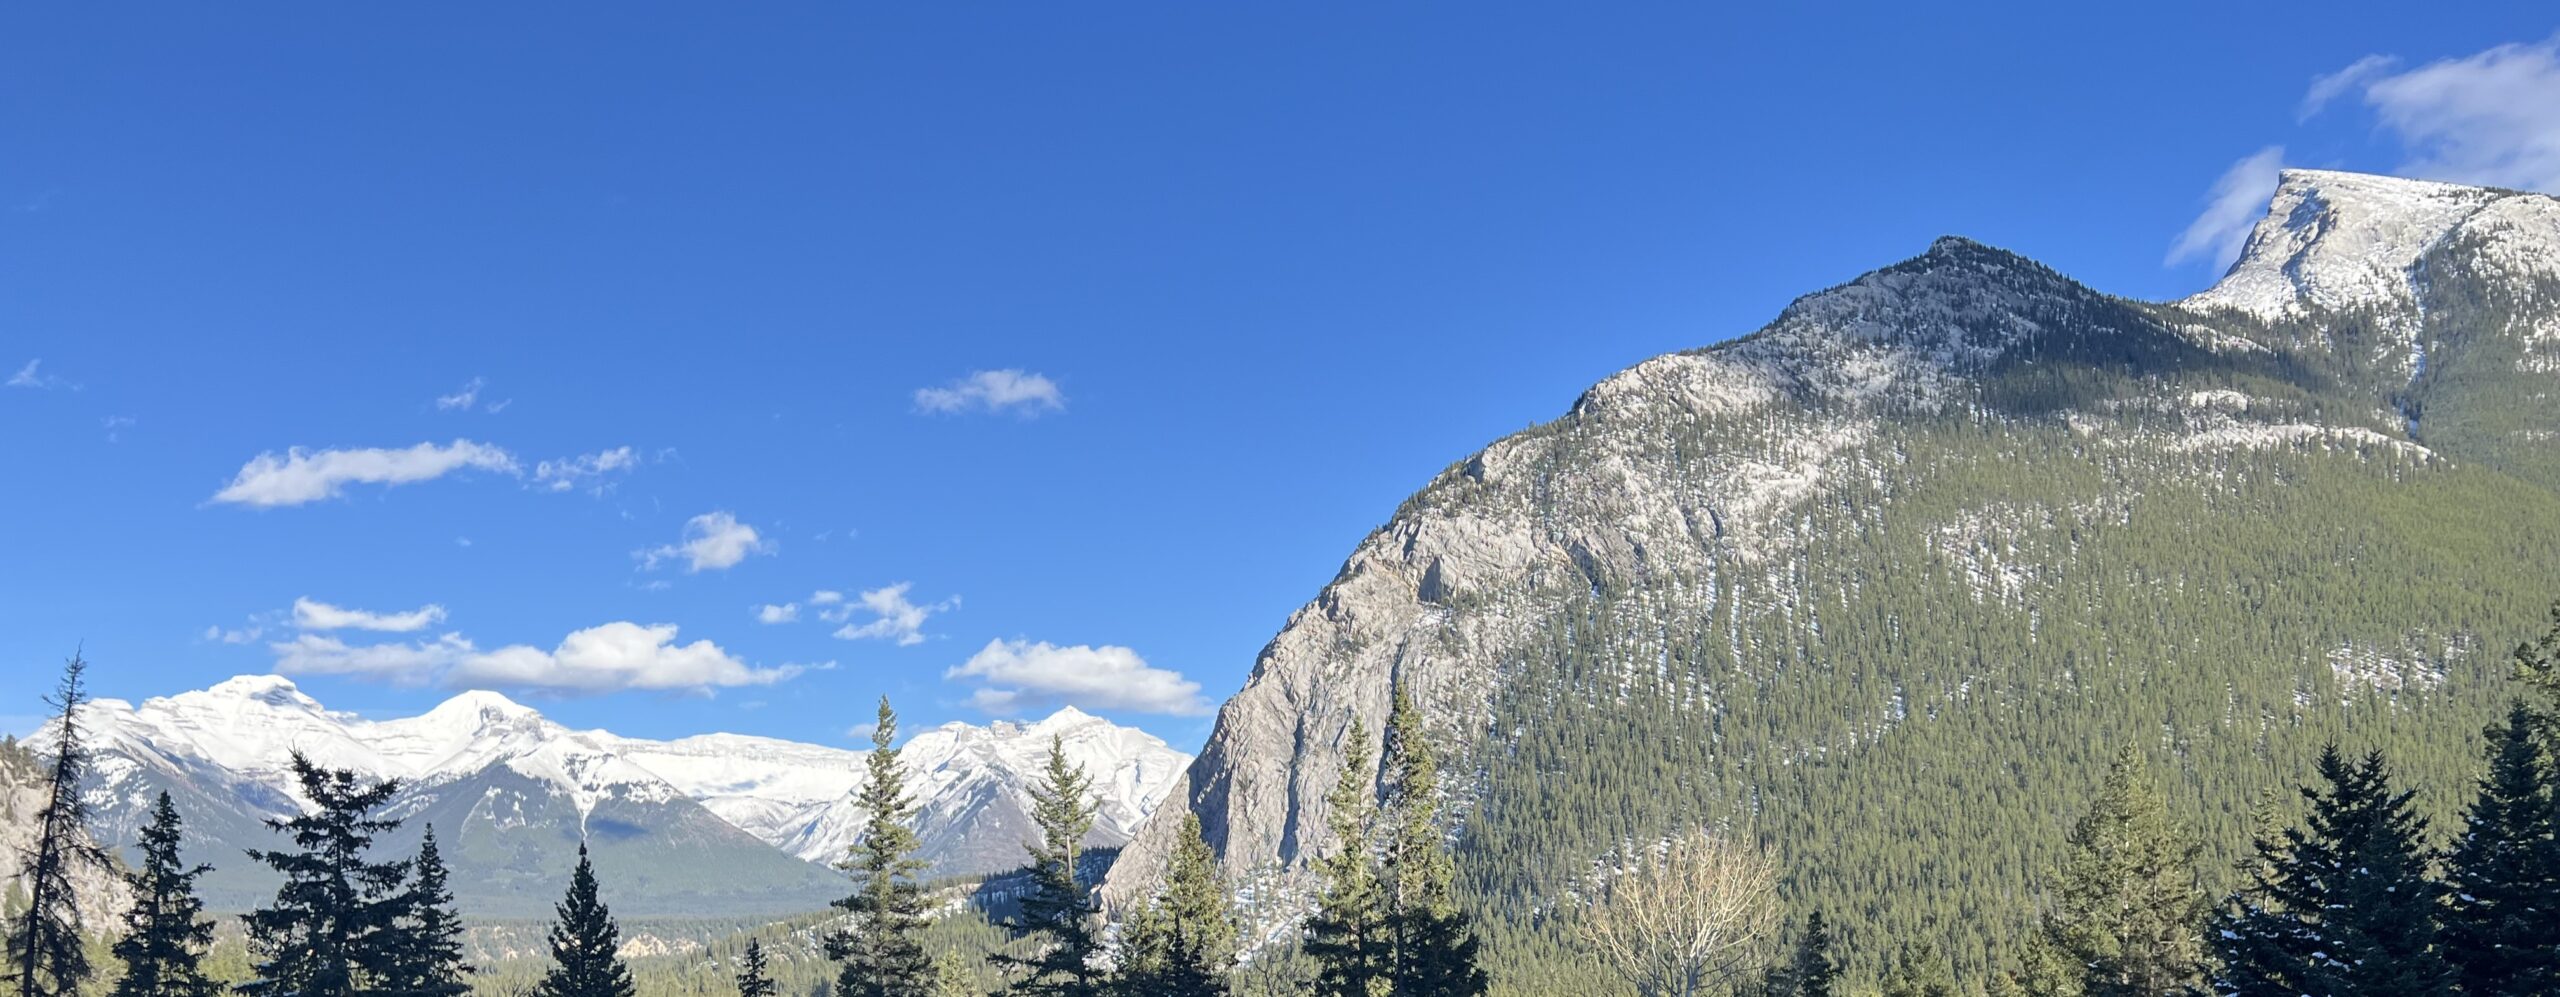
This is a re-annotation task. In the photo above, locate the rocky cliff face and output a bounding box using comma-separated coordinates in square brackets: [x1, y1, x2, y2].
[1106, 172, 2560, 963]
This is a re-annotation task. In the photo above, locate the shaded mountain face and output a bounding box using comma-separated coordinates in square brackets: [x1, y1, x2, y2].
[1108, 170, 2560, 971]
[38, 676, 1187, 918]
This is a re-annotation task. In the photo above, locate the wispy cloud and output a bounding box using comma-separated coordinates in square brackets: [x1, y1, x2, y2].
[637, 511, 774, 573]
[2299, 54, 2399, 120]
[946, 638, 1210, 716]
[6, 359, 76, 391]
[292, 597, 448, 633]
[829, 583, 958, 645]
[2167, 146, 2286, 270]
[203, 623, 265, 645]
[434, 377, 486, 412]
[533, 446, 637, 493]
[2340, 36, 2560, 192]
[102, 416, 135, 443]
[272, 621, 803, 694]
[211, 440, 520, 507]
[754, 602, 799, 624]
[914, 369, 1065, 416]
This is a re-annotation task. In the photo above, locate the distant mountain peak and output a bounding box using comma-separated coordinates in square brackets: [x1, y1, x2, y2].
[2184, 168, 2555, 321]
[203, 672, 317, 707]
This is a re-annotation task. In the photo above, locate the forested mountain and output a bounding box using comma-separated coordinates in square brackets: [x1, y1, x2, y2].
[29, 676, 1187, 917]
[1107, 169, 2560, 981]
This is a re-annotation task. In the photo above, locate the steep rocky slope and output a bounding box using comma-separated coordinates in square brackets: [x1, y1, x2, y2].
[1109, 170, 2560, 974]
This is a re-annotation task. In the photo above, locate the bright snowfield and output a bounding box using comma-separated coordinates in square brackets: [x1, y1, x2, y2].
[61, 673, 1188, 874]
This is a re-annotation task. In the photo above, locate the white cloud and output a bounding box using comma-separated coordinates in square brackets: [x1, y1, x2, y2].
[435, 377, 485, 412]
[292, 597, 448, 633]
[754, 602, 799, 624]
[2299, 54, 2398, 120]
[533, 446, 637, 493]
[829, 583, 958, 645]
[272, 632, 475, 684]
[451, 622, 800, 693]
[946, 638, 1210, 716]
[637, 511, 774, 573]
[2167, 146, 2286, 270]
[914, 369, 1066, 416]
[272, 621, 800, 693]
[2347, 36, 2560, 192]
[6, 359, 73, 390]
[102, 416, 135, 443]
[809, 590, 846, 606]
[211, 440, 520, 507]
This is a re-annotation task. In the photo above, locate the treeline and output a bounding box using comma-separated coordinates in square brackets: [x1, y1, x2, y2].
[13, 613, 2560, 996]
[0, 668, 1492, 997]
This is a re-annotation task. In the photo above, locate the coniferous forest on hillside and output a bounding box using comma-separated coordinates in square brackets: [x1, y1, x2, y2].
[12, 606, 2560, 996]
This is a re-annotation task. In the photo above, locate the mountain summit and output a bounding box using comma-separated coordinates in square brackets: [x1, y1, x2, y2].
[1109, 170, 2560, 975]
[42, 677, 1189, 917]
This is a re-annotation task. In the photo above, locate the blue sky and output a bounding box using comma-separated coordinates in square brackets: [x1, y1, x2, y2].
[6, 5, 2557, 750]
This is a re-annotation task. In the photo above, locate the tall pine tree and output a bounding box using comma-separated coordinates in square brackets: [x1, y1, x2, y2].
[2038, 747, 2207, 997]
[825, 698, 935, 997]
[1760, 913, 1837, 997]
[1303, 719, 1388, 997]
[1114, 811, 1235, 997]
[239, 753, 412, 997]
[734, 939, 776, 997]
[2207, 746, 2452, 997]
[7, 653, 113, 997]
[1378, 686, 1484, 997]
[1000, 736, 1104, 997]
[2440, 702, 2560, 997]
[382, 826, 470, 997]
[533, 844, 634, 997]
[108, 792, 216, 997]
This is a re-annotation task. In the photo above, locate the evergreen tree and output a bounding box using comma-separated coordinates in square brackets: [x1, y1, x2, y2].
[108, 792, 217, 997]
[931, 949, 978, 997]
[6, 653, 114, 997]
[1303, 719, 1388, 997]
[533, 844, 634, 997]
[825, 698, 935, 997]
[1761, 913, 1837, 997]
[1114, 812, 1235, 997]
[2440, 702, 2560, 996]
[2206, 747, 2452, 997]
[1000, 736, 1104, 997]
[734, 940, 776, 997]
[382, 827, 470, 997]
[1377, 687, 1484, 997]
[239, 752, 412, 997]
[2038, 747, 2206, 997]
[1878, 944, 1956, 997]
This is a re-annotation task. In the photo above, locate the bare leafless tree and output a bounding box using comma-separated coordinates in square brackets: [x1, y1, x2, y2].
[1574, 830, 1781, 997]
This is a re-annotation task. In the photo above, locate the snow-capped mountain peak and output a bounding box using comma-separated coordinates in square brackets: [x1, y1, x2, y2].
[2183, 168, 2539, 321]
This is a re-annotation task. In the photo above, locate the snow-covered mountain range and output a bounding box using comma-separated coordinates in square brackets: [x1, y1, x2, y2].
[40, 675, 1188, 916]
